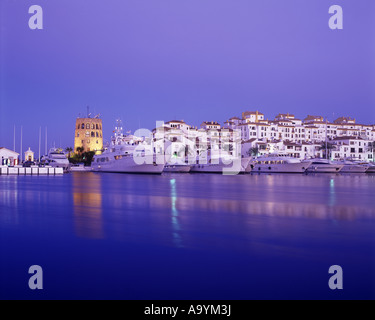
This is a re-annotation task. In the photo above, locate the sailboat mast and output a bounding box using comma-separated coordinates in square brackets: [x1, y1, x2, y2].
[13, 125, 16, 152]
[39, 126, 41, 162]
[20, 126, 23, 163]
[325, 118, 328, 160]
[45, 127, 48, 155]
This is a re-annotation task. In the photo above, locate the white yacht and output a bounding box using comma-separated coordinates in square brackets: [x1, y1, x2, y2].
[91, 123, 165, 174]
[190, 156, 251, 174]
[42, 148, 70, 172]
[251, 155, 311, 173]
[306, 159, 343, 173]
[337, 160, 370, 173]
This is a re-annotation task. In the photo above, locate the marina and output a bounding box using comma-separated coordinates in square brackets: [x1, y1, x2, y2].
[2, 111, 375, 176]
[1, 0, 374, 303]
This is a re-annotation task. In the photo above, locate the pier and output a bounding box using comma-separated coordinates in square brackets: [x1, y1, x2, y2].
[0, 166, 64, 176]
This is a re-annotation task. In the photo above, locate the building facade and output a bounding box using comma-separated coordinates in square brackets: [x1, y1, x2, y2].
[0, 148, 20, 166]
[224, 111, 375, 161]
[74, 116, 103, 154]
[150, 111, 375, 162]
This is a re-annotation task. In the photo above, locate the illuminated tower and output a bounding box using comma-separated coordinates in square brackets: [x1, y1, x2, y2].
[74, 113, 103, 154]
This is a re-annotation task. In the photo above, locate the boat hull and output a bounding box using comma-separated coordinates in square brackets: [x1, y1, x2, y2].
[92, 156, 165, 174]
[252, 161, 310, 173]
[306, 164, 343, 173]
[340, 165, 369, 173]
[190, 161, 246, 174]
[164, 165, 191, 173]
[70, 166, 93, 172]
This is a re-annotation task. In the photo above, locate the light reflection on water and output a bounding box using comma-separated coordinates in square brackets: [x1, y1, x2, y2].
[1, 172, 375, 299]
[170, 178, 183, 248]
[72, 172, 104, 239]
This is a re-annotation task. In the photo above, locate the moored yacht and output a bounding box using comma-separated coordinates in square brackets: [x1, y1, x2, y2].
[305, 159, 343, 173]
[42, 148, 70, 172]
[337, 160, 370, 173]
[190, 156, 251, 174]
[251, 155, 311, 173]
[91, 123, 165, 174]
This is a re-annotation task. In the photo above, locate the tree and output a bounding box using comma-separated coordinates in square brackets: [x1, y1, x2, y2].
[65, 147, 73, 158]
[76, 146, 84, 155]
[82, 151, 96, 166]
[367, 141, 375, 163]
[247, 147, 259, 157]
[319, 142, 335, 159]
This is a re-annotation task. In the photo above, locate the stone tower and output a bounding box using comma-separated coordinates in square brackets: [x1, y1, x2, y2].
[74, 115, 103, 154]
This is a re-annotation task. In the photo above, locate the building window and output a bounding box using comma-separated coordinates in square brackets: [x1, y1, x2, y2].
[81, 124, 85, 129]
[91, 131, 95, 137]
[86, 124, 90, 129]
[96, 124, 99, 130]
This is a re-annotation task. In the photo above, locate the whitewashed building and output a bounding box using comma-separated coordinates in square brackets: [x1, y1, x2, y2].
[0, 148, 20, 166]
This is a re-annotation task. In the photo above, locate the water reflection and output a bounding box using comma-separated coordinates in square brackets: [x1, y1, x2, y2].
[0, 177, 19, 225]
[329, 178, 336, 207]
[170, 179, 183, 248]
[72, 172, 104, 239]
[97, 191, 375, 221]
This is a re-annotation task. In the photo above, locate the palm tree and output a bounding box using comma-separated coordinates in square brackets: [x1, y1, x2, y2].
[76, 146, 84, 155]
[65, 147, 73, 158]
[367, 141, 375, 163]
[318, 142, 335, 159]
[247, 147, 259, 157]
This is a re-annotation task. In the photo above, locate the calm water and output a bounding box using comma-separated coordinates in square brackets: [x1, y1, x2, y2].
[0, 172, 375, 299]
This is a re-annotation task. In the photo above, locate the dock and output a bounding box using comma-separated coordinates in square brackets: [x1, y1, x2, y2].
[0, 166, 64, 176]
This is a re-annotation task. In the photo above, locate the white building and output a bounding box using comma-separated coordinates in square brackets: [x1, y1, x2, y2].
[224, 111, 375, 160]
[0, 148, 20, 166]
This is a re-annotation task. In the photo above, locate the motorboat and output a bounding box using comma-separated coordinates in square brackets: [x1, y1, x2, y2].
[190, 156, 251, 174]
[306, 159, 343, 173]
[337, 160, 370, 173]
[251, 155, 311, 173]
[91, 123, 165, 174]
[42, 148, 70, 173]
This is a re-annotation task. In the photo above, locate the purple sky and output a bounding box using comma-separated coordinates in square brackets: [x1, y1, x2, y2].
[1, 0, 374, 153]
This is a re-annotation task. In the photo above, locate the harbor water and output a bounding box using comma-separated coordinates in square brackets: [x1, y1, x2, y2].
[1, 172, 375, 299]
